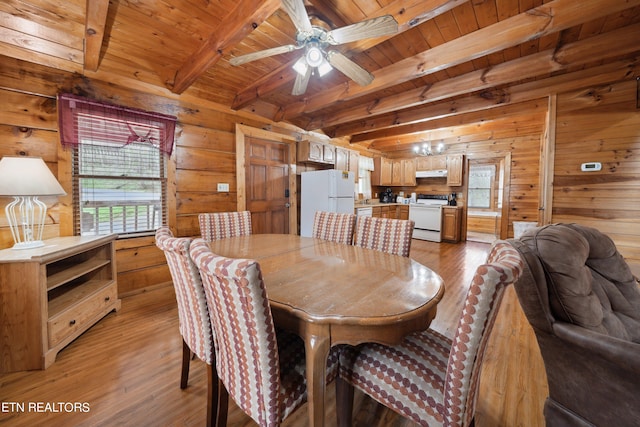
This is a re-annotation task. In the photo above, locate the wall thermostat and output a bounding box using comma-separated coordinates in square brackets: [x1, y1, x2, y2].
[581, 162, 602, 172]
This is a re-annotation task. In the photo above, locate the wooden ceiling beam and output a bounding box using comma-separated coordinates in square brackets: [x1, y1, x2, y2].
[280, 0, 640, 121]
[84, 0, 110, 72]
[368, 112, 548, 152]
[365, 99, 548, 147]
[324, 23, 640, 139]
[313, 23, 640, 134]
[353, 57, 640, 146]
[169, 0, 281, 94]
[231, 0, 464, 111]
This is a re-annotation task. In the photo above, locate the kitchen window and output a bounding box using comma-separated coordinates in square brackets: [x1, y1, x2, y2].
[468, 164, 496, 209]
[57, 94, 176, 237]
[357, 156, 374, 199]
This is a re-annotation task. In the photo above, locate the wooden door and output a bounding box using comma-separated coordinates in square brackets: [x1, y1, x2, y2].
[245, 136, 291, 234]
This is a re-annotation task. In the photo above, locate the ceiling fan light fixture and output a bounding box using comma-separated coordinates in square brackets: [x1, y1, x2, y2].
[293, 56, 309, 76]
[305, 44, 324, 68]
[317, 59, 332, 77]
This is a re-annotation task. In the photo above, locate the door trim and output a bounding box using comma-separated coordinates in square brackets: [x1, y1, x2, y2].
[461, 152, 512, 240]
[235, 124, 298, 234]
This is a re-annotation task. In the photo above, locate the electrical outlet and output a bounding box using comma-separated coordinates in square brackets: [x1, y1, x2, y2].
[217, 183, 229, 192]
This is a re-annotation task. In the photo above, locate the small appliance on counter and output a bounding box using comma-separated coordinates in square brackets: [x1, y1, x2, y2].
[449, 192, 457, 206]
[379, 187, 395, 203]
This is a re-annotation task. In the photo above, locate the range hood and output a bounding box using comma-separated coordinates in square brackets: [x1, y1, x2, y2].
[416, 169, 447, 178]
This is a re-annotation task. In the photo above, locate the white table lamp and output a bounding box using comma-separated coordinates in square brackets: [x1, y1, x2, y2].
[0, 156, 67, 249]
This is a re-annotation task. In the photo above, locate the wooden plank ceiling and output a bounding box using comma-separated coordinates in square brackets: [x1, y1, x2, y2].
[1, 0, 639, 154]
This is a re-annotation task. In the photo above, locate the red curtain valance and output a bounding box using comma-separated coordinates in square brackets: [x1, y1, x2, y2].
[57, 93, 177, 155]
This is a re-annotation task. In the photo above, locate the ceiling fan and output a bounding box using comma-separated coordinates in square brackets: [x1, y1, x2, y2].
[229, 0, 399, 95]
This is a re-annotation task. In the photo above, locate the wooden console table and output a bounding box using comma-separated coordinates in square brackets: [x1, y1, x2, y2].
[0, 234, 120, 373]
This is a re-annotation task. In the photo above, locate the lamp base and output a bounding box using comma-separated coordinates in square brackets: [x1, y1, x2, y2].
[11, 240, 45, 250]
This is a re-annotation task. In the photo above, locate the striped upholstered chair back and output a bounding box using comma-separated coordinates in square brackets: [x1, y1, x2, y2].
[312, 211, 357, 244]
[338, 241, 524, 426]
[155, 227, 219, 426]
[190, 238, 316, 426]
[353, 216, 415, 257]
[198, 210, 252, 242]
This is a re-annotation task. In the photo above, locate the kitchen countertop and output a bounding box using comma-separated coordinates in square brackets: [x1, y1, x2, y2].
[354, 201, 408, 207]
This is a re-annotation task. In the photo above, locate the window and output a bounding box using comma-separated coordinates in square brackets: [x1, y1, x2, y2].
[57, 94, 176, 237]
[357, 156, 374, 199]
[73, 139, 165, 236]
[468, 165, 496, 209]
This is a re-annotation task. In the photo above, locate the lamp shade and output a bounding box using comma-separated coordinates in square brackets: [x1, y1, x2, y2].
[0, 156, 66, 196]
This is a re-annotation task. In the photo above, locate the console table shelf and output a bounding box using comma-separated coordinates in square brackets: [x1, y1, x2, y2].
[0, 234, 120, 373]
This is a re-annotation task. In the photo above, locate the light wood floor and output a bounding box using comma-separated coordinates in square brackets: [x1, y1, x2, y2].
[0, 239, 548, 426]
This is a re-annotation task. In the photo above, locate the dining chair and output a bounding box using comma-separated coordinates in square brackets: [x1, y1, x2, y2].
[154, 227, 219, 427]
[189, 238, 341, 427]
[336, 240, 524, 427]
[312, 211, 357, 244]
[352, 216, 415, 257]
[198, 210, 252, 241]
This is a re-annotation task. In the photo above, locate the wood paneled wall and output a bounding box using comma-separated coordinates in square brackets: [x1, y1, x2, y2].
[552, 79, 640, 275]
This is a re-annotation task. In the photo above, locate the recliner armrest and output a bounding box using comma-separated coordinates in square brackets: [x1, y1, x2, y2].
[553, 322, 640, 372]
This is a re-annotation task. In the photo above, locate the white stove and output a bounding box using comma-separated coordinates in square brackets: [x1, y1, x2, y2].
[409, 195, 449, 242]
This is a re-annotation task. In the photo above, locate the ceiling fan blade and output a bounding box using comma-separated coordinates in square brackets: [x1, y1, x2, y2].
[281, 0, 312, 33]
[229, 44, 299, 65]
[292, 65, 312, 96]
[327, 15, 398, 45]
[229, 44, 298, 66]
[326, 51, 374, 86]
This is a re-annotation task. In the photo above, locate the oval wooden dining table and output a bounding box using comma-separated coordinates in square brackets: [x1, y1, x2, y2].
[207, 234, 445, 427]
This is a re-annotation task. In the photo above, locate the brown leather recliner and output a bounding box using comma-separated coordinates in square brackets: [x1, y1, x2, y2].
[509, 223, 640, 427]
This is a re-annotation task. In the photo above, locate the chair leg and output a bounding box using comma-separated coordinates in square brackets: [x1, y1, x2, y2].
[336, 375, 355, 427]
[206, 364, 220, 427]
[216, 378, 229, 427]
[180, 339, 191, 389]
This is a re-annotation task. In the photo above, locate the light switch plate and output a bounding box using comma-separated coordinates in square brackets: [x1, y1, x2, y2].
[217, 183, 229, 192]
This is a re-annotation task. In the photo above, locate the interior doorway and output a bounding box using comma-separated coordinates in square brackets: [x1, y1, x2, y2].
[235, 125, 298, 234]
[464, 154, 511, 243]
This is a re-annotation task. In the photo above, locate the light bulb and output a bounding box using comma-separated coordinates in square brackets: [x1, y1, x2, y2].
[317, 59, 332, 77]
[293, 56, 308, 76]
[305, 45, 323, 68]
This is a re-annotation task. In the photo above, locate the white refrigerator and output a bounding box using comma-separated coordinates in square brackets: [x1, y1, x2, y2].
[300, 170, 355, 237]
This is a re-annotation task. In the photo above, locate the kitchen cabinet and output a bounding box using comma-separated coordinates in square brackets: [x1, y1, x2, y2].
[372, 157, 393, 186]
[0, 234, 120, 372]
[336, 147, 359, 183]
[298, 140, 335, 165]
[447, 154, 464, 186]
[335, 147, 349, 170]
[373, 157, 415, 186]
[349, 151, 359, 183]
[401, 159, 416, 186]
[442, 206, 462, 242]
[416, 155, 447, 171]
[391, 160, 402, 185]
[397, 205, 409, 220]
[368, 204, 408, 220]
[323, 144, 336, 164]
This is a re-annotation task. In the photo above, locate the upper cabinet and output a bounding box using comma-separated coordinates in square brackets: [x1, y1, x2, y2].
[298, 140, 335, 165]
[335, 147, 359, 183]
[400, 158, 416, 186]
[415, 154, 464, 187]
[372, 157, 393, 186]
[348, 151, 359, 183]
[416, 155, 447, 171]
[446, 154, 463, 187]
[372, 157, 416, 186]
